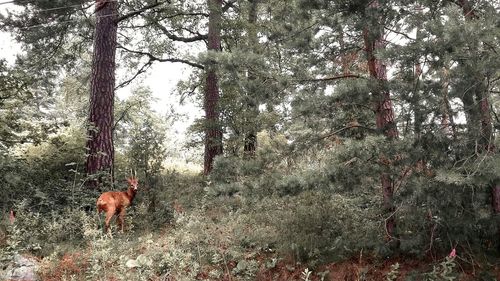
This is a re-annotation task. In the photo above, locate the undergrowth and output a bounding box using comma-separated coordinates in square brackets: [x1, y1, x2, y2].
[1, 145, 500, 280]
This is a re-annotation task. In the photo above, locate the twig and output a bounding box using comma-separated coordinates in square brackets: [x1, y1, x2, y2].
[116, 1, 168, 23]
[384, 26, 416, 41]
[299, 74, 363, 83]
[118, 45, 204, 69]
[115, 60, 153, 90]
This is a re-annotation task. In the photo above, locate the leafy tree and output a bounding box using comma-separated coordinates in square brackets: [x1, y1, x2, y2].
[0, 61, 58, 147]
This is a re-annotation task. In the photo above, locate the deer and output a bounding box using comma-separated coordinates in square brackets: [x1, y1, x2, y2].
[96, 176, 138, 235]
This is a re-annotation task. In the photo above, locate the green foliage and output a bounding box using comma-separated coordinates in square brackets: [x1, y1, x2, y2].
[0, 126, 94, 213]
[277, 192, 380, 263]
[0, 62, 60, 148]
[0, 201, 97, 259]
[424, 256, 457, 281]
[0, 0, 499, 279]
[115, 87, 169, 181]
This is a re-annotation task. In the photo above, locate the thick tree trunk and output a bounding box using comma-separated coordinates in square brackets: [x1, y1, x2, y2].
[86, 0, 118, 187]
[363, 0, 399, 243]
[203, 0, 224, 175]
[243, 0, 259, 156]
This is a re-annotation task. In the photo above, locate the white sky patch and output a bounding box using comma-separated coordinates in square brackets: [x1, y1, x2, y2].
[0, 29, 21, 65]
[0, 3, 22, 65]
[324, 85, 334, 96]
[146, 62, 202, 133]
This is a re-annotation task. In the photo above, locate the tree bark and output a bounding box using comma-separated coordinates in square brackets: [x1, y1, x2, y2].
[440, 64, 456, 138]
[363, 0, 399, 243]
[243, 0, 259, 156]
[86, 0, 118, 187]
[476, 90, 494, 151]
[203, 0, 224, 175]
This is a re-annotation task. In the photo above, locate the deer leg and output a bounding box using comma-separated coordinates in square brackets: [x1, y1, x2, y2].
[104, 209, 115, 235]
[118, 208, 126, 232]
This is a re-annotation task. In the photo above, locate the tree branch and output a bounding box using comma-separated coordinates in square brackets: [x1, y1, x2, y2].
[318, 124, 376, 141]
[222, 0, 237, 12]
[299, 74, 363, 83]
[160, 11, 209, 18]
[156, 57, 205, 69]
[384, 26, 415, 41]
[153, 21, 207, 42]
[113, 103, 135, 131]
[118, 45, 205, 69]
[115, 60, 154, 90]
[116, 1, 169, 24]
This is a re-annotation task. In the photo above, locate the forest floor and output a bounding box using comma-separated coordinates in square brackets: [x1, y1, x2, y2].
[36, 229, 500, 281]
[3, 171, 500, 281]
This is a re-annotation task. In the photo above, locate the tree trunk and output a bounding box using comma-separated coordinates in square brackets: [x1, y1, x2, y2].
[243, 0, 259, 156]
[413, 62, 424, 138]
[440, 64, 456, 138]
[456, 0, 499, 243]
[493, 181, 500, 227]
[363, 0, 399, 243]
[476, 90, 494, 151]
[203, 0, 224, 175]
[86, 0, 118, 187]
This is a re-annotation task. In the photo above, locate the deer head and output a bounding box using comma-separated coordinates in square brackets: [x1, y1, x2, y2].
[127, 177, 139, 191]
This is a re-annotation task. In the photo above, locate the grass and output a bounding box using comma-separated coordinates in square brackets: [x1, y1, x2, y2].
[2, 170, 500, 281]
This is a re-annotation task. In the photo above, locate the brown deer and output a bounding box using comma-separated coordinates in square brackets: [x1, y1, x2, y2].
[96, 176, 138, 235]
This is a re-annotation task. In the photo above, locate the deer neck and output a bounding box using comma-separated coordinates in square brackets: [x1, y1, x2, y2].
[125, 187, 137, 202]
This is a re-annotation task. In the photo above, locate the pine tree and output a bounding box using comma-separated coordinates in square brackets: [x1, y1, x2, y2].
[202, 0, 224, 175]
[454, 0, 499, 241]
[85, 0, 118, 187]
[363, 0, 399, 243]
[242, 0, 260, 156]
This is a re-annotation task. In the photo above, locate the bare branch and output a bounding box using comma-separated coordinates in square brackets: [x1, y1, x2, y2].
[153, 21, 207, 42]
[118, 45, 205, 69]
[115, 60, 153, 90]
[222, 0, 237, 12]
[116, 1, 169, 24]
[384, 26, 415, 41]
[299, 74, 363, 83]
[160, 11, 209, 18]
[113, 103, 135, 131]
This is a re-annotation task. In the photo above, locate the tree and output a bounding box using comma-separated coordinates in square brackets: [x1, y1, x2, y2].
[0, 61, 58, 147]
[85, 0, 118, 187]
[454, 0, 499, 240]
[0, 0, 94, 77]
[363, 0, 399, 243]
[457, 0, 500, 214]
[242, 0, 260, 156]
[203, 0, 224, 175]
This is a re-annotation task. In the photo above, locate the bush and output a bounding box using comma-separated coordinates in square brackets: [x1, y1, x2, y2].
[1, 201, 97, 258]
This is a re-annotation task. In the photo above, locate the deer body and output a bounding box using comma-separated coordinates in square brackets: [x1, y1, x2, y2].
[97, 177, 138, 234]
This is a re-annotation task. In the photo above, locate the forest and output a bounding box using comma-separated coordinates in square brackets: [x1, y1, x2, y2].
[0, 0, 499, 280]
